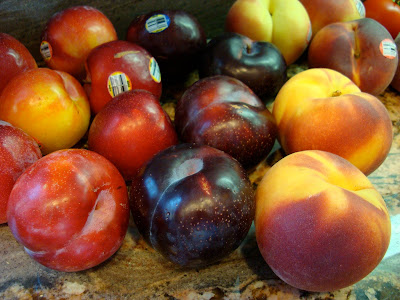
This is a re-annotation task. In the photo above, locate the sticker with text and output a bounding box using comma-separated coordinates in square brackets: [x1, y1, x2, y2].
[149, 57, 161, 83]
[145, 14, 171, 33]
[380, 39, 397, 59]
[40, 41, 52, 61]
[107, 71, 132, 97]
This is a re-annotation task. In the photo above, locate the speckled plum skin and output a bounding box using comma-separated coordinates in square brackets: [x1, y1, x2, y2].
[130, 143, 255, 268]
[255, 150, 391, 292]
[7, 149, 130, 272]
[0, 121, 42, 224]
[88, 90, 179, 181]
[174, 75, 278, 169]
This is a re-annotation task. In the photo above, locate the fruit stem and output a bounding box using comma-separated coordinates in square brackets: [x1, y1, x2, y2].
[332, 90, 342, 97]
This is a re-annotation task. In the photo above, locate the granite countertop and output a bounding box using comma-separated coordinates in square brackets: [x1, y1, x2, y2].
[1, 65, 399, 299]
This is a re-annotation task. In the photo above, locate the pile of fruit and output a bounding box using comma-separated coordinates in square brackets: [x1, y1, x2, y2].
[0, 0, 398, 293]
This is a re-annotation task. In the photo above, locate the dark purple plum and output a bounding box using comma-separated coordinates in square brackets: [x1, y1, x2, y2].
[199, 32, 287, 100]
[129, 143, 255, 268]
[126, 10, 206, 81]
[174, 75, 278, 169]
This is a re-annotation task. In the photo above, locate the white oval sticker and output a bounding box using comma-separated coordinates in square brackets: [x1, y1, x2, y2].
[107, 71, 132, 97]
[145, 14, 171, 33]
[380, 39, 397, 59]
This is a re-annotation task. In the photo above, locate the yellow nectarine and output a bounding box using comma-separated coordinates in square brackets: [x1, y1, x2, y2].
[0, 68, 91, 154]
[272, 68, 392, 176]
[225, 0, 311, 65]
[256, 150, 391, 292]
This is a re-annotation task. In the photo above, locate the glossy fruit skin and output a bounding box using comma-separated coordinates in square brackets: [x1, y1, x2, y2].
[0, 121, 42, 224]
[126, 10, 206, 81]
[255, 150, 391, 292]
[0, 68, 91, 155]
[175, 75, 278, 169]
[88, 90, 179, 181]
[363, 0, 400, 39]
[84, 40, 162, 115]
[7, 149, 130, 272]
[41, 5, 117, 81]
[308, 18, 398, 96]
[199, 32, 287, 99]
[130, 143, 255, 268]
[0, 33, 37, 94]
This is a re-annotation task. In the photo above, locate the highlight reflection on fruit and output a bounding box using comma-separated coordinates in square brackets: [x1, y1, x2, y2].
[272, 68, 392, 176]
[255, 150, 391, 292]
[130, 143, 255, 268]
[0, 68, 91, 155]
[199, 32, 287, 99]
[127, 10, 206, 81]
[175, 75, 278, 169]
[7, 149, 130, 272]
[0, 121, 42, 224]
[88, 90, 178, 181]
[40, 5, 117, 81]
[84, 40, 162, 115]
[0, 33, 37, 94]
[308, 18, 398, 96]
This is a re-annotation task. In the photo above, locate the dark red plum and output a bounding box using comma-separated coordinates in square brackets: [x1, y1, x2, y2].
[126, 10, 206, 81]
[174, 75, 278, 169]
[199, 32, 287, 99]
[129, 143, 255, 268]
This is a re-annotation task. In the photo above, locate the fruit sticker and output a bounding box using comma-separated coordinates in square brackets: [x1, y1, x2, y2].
[149, 57, 161, 83]
[107, 71, 132, 97]
[40, 41, 52, 61]
[380, 39, 397, 59]
[354, 0, 366, 18]
[145, 14, 171, 33]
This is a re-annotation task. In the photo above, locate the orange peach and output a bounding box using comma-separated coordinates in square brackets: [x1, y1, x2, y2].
[255, 150, 391, 292]
[225, 0, 311, 65]
[300, 0, 365, 39]
[308, 18, 398, 96]
[0, 68, 90, 154]
[272, 68, 392, 176]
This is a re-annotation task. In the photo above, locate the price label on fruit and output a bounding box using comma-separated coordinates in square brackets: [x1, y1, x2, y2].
[145, 14, 171, 33]
[380, 38, 398, 59]
[107, 71, 132, 97]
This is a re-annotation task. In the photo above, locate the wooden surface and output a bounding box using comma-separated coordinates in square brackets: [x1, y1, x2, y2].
[0, 1, 400, 299]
